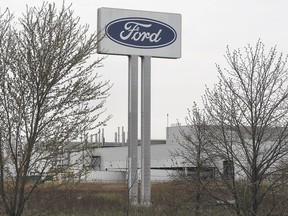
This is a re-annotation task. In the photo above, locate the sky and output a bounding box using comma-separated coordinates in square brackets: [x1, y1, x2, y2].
[2, 0, 288, 141]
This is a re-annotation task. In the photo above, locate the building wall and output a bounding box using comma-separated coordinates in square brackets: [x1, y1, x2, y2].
[82, 125, 285, 183]
[85, 126, 188, 182]
[85, 125, 240, 182]
[92, 144, 185, 171]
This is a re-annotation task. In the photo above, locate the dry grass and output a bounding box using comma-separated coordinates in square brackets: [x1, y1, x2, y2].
[22, 182, 198, 216]
[0, 181, 288, 215]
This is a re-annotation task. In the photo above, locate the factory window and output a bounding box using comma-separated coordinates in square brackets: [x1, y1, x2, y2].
[185, 167, 215, 179]
[91, 156, 101, 171]
[223, 160, 234, 179]
[57, 153, 70, 167]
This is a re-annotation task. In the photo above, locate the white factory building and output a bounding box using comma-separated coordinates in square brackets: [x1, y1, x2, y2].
[84, 125, 217, 183]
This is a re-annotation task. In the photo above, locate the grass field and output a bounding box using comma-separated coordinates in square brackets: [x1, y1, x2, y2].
[13, 181, 229, 216]
[25, 182, 177, 216]
[1, 181, 287, 215]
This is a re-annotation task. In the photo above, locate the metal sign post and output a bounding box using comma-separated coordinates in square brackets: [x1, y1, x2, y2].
[128, 55, 138, 205]
[128, 56, 152, 206]
[97, 7, 181, 206]
[141, 56, 151, 206]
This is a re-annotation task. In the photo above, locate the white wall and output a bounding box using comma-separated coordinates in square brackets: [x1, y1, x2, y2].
[88, 125, 214, 182]
[85, 170, 126, 183]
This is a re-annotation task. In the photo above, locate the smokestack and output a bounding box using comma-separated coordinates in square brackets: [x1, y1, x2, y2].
[122, 126, 125, 146]
[102, 128, 105, 146]
[115, 132, 118, 145]
[118, 127, 120, 145]
[167, 113, 169, 127]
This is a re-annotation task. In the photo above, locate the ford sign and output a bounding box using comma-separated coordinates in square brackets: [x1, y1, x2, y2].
[97, 8, 181, 58]
[105, 18, 177, 49]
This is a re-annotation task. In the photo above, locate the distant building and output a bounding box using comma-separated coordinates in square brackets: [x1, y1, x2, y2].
[83, 125, 217, 183]
[29, 125, 285, 183]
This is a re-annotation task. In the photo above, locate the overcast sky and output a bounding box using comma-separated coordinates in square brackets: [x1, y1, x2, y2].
[2, 0, 288, 141]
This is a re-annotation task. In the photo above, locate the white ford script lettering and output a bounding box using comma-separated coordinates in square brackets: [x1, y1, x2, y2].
[120, 22, 162, 42]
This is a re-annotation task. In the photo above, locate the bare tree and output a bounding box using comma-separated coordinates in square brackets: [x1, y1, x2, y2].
[172, 103, 212, 215]
[0, 3, 111, 216]
[204, 40, 288, 216]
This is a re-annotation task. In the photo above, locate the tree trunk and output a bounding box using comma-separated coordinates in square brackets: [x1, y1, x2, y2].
[250, 160, 259, 216]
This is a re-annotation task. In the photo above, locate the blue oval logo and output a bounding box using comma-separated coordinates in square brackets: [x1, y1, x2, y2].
[105, 18, 177, 49]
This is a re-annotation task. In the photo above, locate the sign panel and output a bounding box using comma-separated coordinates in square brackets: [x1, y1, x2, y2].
[97, 8, 181, 58]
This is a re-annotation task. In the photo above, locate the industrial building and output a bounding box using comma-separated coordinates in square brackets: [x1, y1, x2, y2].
[84, 125, 216, 183]
[43, 124, 280, 184]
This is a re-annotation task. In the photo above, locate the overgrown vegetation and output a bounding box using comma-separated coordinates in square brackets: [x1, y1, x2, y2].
[0, 2, 110, 215]
[0, 182, 285, 216]
[174, 40, 288, 216]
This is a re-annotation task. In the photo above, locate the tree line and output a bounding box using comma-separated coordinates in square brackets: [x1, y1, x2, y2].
[174, 40, 288, 216]
[0, 1, 288, 216]
[0, 3, 111, 216]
